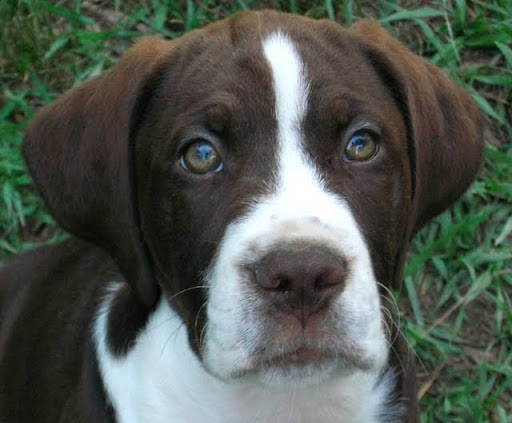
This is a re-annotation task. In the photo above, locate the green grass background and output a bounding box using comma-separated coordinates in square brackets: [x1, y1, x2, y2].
[1, 0, 511, 421]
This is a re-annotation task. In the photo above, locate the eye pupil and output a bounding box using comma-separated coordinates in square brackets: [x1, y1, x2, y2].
[344, 131, 378, 161]
[193, 144, 214, 162]
[181, 140, 223, 174]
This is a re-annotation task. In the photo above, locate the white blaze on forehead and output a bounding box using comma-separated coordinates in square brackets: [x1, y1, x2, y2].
[262, 32, 323, 201]
[262, 32, 308, 133]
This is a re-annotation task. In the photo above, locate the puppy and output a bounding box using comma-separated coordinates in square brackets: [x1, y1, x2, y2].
[0, 10, 483, 423]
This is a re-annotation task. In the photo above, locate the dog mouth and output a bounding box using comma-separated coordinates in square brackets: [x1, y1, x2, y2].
[201, 316, 385, 384]
[263, 347, 334, 368]
[244, 336, 380, 378]
[227, 344, 369, 386]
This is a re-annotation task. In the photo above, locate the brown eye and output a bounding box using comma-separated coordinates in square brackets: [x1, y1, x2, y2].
[180, 140, 223, 174]
[344, 131, 379, 161]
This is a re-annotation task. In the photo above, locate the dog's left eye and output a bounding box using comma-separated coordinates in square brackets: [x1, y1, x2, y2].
[180, 139, 223, 174]
[344, 130, 379, 162]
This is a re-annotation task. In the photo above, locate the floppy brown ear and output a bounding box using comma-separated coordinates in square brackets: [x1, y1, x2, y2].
[350, 20, 485, 235]
[23, 38, 174, 306]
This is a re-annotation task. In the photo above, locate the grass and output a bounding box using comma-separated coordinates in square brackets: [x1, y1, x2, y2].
[1, 0, 511, 421]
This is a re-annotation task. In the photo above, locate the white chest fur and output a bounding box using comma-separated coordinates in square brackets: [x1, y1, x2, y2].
[94, 295, 398, 423]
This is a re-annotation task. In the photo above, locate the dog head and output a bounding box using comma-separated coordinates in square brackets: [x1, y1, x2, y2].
[23, 11, 483, 385]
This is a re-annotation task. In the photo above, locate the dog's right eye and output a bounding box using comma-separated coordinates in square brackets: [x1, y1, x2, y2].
[180, 139, 223, 174]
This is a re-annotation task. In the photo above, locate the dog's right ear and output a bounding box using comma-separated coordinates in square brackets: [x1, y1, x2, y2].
[23, 38, 174, 307]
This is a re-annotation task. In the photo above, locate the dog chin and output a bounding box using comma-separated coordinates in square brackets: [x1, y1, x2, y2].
[253, 360, 345, 388]
[214, 352, 367, 389]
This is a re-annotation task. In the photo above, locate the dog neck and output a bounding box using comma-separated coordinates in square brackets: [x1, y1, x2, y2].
[94, 283, 404, 423]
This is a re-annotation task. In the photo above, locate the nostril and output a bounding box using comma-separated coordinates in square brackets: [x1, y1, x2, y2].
[263, 275, 293, 292]
[314, 275, 327, 290]
[315, 267, 345, 290]
[276, 276, 292, 292]
[255, 271, 292, 291]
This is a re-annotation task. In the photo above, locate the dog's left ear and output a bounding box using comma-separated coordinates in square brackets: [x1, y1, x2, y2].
[350, 21, 485, 234]
[350, 21, 484, 288]
[23, 38, 174, 306]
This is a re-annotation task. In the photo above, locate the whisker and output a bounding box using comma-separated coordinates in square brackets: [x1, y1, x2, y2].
[160, 320, 187, 357]
[377, 282, 427, 375]
[166, 285, 210, 303]
[199, 320, 209, 349]
[194, 300, 209, 347]
[377, 282, 401, 343]
[378, 283, 414, 374]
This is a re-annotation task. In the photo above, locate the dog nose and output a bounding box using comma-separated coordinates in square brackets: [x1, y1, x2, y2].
[252, 246, 346, 320]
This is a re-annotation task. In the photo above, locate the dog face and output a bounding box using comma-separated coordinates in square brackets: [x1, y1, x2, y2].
[23, 11, 483, 386]
[135, 27, 411, 384]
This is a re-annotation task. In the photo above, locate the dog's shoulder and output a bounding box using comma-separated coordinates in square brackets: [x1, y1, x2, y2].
[0, 238, 118, 423]
[0, 238, 120, 354]
[1, 239, 115, 312]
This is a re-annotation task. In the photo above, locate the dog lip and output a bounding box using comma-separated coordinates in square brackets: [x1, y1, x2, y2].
[265, 348, 333, 367]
